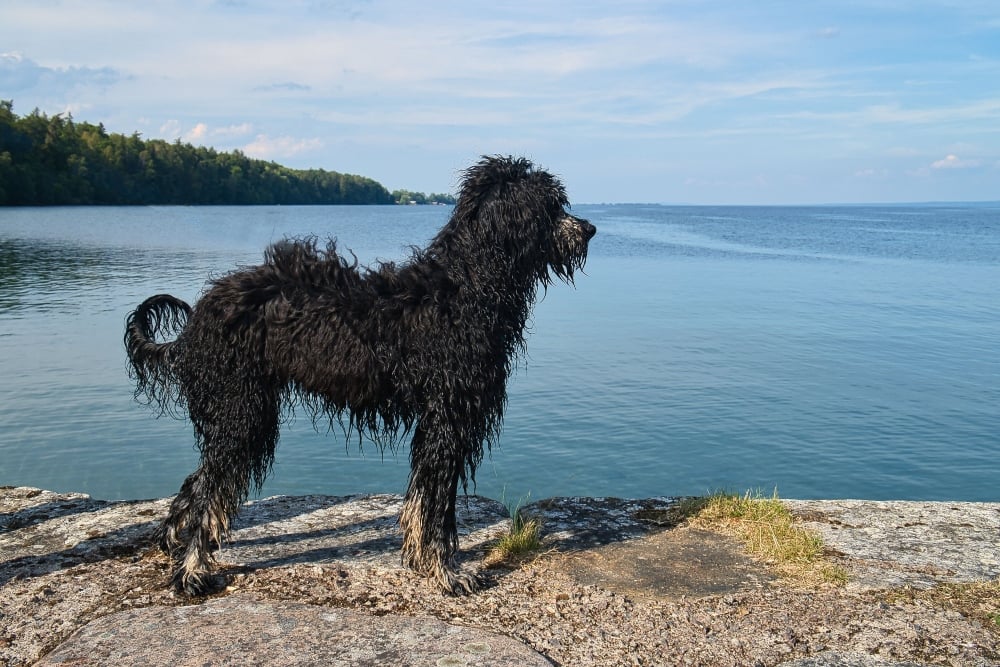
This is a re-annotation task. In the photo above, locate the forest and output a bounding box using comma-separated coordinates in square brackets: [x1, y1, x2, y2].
[0, 101, 455, 206]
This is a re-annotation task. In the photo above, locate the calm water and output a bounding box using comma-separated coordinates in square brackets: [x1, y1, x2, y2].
[1, 203, 998, 502]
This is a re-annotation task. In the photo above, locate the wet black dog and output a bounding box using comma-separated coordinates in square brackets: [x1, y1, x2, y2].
[125, 155, 595, 595]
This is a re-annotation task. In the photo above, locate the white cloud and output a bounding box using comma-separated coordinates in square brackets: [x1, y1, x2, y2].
[0, 50, 122, 94]
[159, 119, 181, 138]
[778, 99, 1000, 126]
[158, 121, 252, 143]
[930, 154, 981, 169]
[253, 82, 311, 92]
[185, 123, 208, 142]
[243, 134, 323, 159]
[214, 122, 254, 137]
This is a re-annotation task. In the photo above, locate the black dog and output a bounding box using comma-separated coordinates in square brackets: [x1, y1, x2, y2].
[125, 155, 595, 595]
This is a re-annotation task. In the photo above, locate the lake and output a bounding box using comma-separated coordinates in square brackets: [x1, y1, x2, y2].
[1, 203, 998, 503]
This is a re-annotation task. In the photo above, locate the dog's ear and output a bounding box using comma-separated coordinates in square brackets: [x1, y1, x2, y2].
[455, 155, 567, 229]
[453, 155, 531, 221]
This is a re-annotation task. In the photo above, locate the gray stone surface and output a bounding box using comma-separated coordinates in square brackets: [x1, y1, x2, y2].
[548, 527, 777, 600]
[0, 488, 510, 583]
[227, 493, 510, 570]
[3, 487, 999, 667]
[35, 595, 552, 666]
[785, 499, 1000, 590]
[523, 496, 678, 548]
[776, 652, 925, 667]
[0, 487, 170, 584]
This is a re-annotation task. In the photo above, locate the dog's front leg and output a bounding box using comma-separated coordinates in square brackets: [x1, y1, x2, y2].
[399, 421, 480, 595]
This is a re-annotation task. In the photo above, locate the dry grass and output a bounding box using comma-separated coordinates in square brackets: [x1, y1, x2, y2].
[484, 499, 542, 567]
[688, 489, 848, 586]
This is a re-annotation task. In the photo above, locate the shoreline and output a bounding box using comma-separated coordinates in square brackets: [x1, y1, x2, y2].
[3, 486, 999, 666]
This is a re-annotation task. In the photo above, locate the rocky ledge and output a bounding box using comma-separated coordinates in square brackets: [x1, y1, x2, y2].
[1, 486, 998, 666]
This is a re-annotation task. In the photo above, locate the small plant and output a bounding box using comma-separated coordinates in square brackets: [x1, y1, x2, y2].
[689, 488, 848, 586]
[484, 495, 542, 567]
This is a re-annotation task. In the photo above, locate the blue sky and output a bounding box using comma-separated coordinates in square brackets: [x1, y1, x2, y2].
[2, 1, 998, 204]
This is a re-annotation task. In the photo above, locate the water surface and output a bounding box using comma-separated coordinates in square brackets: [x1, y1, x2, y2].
[1, 203, 997, 502]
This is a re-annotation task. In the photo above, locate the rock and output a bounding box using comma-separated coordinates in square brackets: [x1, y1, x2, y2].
[776, 651, 926, 666]
[0, 489, 510, 584]
[35, 595, 551, 666]
[785, 499, 1000, 589]
[547, 527, 776, 600]
[523, 496, 678, 548]
[3, 487, 999, 667]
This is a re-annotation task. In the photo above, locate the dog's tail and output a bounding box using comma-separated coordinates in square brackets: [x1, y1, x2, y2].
[125, 294, 192, 412]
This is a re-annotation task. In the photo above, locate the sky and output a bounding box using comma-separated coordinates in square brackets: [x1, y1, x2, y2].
[2, 1, 999, 204]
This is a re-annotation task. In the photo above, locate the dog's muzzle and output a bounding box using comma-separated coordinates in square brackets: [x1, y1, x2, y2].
[560, 215, 597, 241]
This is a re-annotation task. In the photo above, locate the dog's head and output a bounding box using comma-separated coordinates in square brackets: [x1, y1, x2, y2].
[447, 155, 596, 285]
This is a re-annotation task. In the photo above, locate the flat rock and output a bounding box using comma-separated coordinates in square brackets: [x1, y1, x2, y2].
[4, 487, 999, 667]
[0, 487, 171, 585]
[226, 493, 509, 570]
[548, 527, 775, 600]
[35, 595, 551, 667]
[524, 496, 679, 548]
[786, 499, 1000, 589]
[0, 488, 509, 585]
[776, 652, 925, 667]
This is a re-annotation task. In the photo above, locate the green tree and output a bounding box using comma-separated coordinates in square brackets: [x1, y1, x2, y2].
[0, 101, 403, 206]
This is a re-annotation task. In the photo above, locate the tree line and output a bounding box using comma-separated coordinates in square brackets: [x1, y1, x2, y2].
[390, 189, 456, 205]
[0, 101, 455, 206]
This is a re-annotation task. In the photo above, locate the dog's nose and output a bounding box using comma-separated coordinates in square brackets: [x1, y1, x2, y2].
[580, 219, 596, 240]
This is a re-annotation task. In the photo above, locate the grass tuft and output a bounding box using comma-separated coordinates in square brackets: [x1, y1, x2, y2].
[688, 488, 848, 586]
[485, 496, 542, 567]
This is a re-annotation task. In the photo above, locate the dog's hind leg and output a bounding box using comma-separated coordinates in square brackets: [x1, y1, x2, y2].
[156, 471, 199, 556]
[165, 462, 234, 595]
[399, 418, 480, 595]
[165, 378, 281, 596]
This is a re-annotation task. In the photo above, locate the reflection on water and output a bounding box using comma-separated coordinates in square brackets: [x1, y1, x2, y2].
[1, 204, 998, 502]
[1, 239, 112, 313]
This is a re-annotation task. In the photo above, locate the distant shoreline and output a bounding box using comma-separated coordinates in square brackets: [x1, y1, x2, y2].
[5, 199, 999, 208]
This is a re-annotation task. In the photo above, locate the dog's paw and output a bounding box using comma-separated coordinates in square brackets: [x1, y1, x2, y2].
[171, 568, 225, 597]
[437, 564, 481, 596]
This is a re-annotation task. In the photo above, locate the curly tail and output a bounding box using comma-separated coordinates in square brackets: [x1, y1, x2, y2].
[125, 294, 192, 412]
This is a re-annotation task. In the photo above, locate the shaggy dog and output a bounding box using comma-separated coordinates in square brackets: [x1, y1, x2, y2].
[125, 155, 595, 595]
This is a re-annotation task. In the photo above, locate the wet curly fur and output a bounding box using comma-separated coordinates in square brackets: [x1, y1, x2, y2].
[125, 156, 595, 595]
